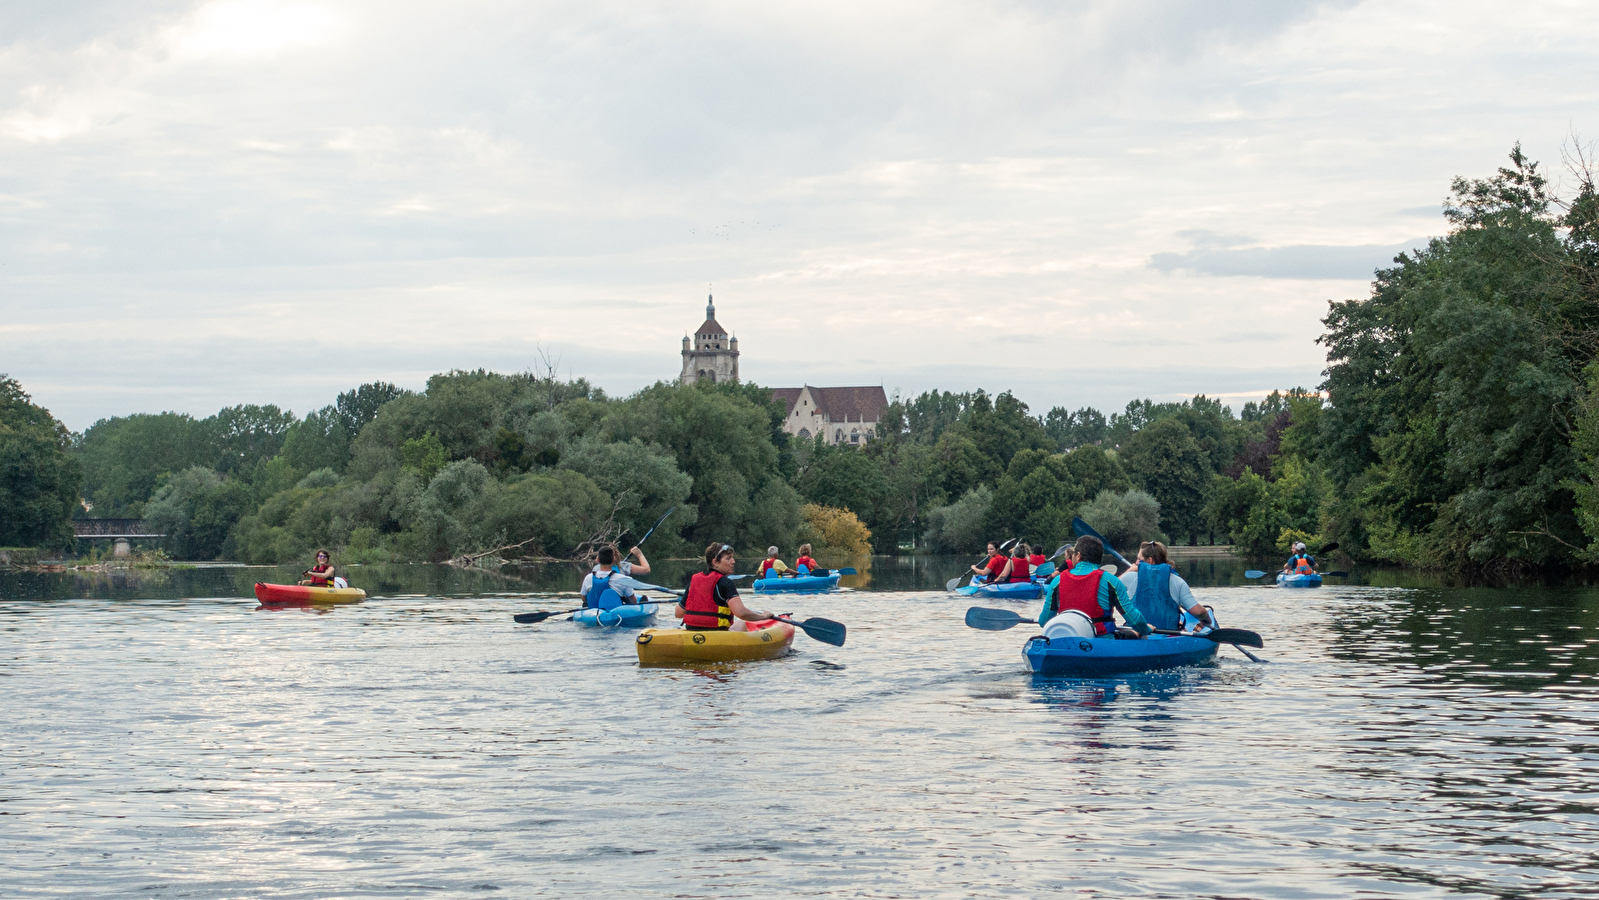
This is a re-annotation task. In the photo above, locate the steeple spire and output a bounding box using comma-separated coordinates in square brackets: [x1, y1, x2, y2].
[706, 290, 715, 320]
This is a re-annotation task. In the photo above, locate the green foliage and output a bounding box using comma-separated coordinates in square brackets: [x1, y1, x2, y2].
[1077, 489, 1164, 551]
[142, 466, 255, 560]
[1320, 144, 1593, 568]
[1570, 361, 1599, 562]
[0, 376, 80, 551]
[400, 433, 448, 480]
[923, 486, 993, 554]
[1121, 418, 1209, 542]
[984, 450, 1081, 543]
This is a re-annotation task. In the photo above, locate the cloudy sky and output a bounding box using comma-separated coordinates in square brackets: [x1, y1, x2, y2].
[4, 0, 1597, 430]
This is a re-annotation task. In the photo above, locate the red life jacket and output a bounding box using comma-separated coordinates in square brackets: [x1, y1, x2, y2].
[307, 566, 333, 586]
[759, 558, 783, 577]
[1028, 554, 1046, 567]
[985, 555, 1009, 579]
[682, 571, 733, 630]
[1008, 558, 1031, 582]
[1053, 569, 1114, 636]
[795, 555, 818, 572]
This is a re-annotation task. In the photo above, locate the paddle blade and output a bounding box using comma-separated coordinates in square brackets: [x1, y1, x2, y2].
[513, 610, 559, 624]
[1051, 543, 1069, 560]
[1204, 628, 1263, 648]
[964, 606, 1031, 631]
[1244, 570, 1267, 579]
[945, 575, 965, 591]
[1318, 542, 1339, 555]
[1324, 571, 1349, 578]
[786, 616, 846, 647]
[835, 567, 858, 575]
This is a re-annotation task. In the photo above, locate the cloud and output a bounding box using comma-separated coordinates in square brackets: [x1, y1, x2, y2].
[1149, 238, 1433, 280]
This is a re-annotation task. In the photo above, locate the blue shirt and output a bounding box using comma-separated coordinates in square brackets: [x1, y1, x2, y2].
[1039, 562, 1147, 630]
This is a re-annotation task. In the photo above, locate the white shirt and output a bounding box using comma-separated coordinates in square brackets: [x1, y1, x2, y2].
[581, 567, 635, 599]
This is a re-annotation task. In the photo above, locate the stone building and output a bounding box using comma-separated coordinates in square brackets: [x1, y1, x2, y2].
[771, 385, 889, 447]
[679, 294, 739, 385]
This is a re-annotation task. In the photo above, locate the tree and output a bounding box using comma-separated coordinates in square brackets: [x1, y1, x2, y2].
[0, 376, 80, 550]
[142, 466, 255, 559]
[1120, 418, 1208, 542]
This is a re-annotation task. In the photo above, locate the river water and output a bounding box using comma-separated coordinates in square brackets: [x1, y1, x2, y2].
[3, 557, 1598, 898]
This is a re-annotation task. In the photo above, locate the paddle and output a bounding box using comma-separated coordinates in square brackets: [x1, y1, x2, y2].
[512, 576, 679, 624]
[620, 506, 676, 559]
[964, 606, 1035, 631]
[1149, 627, 1264, 648]
[776, 615, 847, 647]
[946, 538, 1017, 591]
[1070, 518, 1132, 575]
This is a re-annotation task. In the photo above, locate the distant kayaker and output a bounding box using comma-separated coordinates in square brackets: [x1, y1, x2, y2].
[971, 541, 1012, 584]
[1283, 542, 1316, 575]
[1121, 540, 1212, 631]
[582, 546, 638, 607]
[1027, 544, 1048, 570]
[676, 543, 775, 631]
[1039, 536, 1150, 636]
[759, 546, 791, 579]
[299, 549, 335, 586]
[794, 543, 829, 577]
[1007, 543, 1032, 583]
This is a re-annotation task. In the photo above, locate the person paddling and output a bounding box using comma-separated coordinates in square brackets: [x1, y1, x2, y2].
[299, 549, 335, 586]
[596, 543, 651, 578]
[759, 546, 791, 579]
[677, 543, 775, 631]
[971, 541, 1012, 584]
[794, 543, 829, 577]
[581, 546, 639, 608]
[1283, 542, 1317, 576]
[1027, 543, 1047, 570]
[1120, 540, 1212, 631]
[1007, 543, 1032, 583]
[1039, 536, 1149, 636]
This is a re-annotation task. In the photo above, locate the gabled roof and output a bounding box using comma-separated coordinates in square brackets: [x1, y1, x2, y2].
[772, 385, 888, 422]
[696, 318, 727, 336]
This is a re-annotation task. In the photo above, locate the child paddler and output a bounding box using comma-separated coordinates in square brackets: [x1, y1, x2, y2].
[676, 543, 775, 630]
[581, 546, 638, 608]
[1007, 543, 1032, 583]
[1039, 536, 1150, 637]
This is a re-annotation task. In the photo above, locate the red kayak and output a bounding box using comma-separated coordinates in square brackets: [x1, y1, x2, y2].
[254, 582, 367, 605]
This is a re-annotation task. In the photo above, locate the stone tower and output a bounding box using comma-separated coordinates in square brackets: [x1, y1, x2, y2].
[679, 294, 739, 385]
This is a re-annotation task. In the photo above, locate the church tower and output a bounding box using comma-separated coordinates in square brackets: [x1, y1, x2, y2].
[679, 293, 739, 385]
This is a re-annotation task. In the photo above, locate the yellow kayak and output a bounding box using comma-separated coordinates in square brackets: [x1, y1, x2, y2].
[635, 620, 796, 665]
[255, 582, 367, 605]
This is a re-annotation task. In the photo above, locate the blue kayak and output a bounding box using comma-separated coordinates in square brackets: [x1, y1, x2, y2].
[1277, 573, 1323, 588]
[573, 602, 661, 628]
[752, 573, 840, 594]
[957, 580, 1044, 600]
[1024, 632, 1219, 676]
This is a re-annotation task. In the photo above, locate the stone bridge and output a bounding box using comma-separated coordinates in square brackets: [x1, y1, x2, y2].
[73, 519, 166, 556]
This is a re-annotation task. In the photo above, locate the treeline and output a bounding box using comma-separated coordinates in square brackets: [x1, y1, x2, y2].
[3, 145, 1597, 571]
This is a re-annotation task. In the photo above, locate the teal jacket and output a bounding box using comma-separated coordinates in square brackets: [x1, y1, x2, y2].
[1040, 562, 1148, 631]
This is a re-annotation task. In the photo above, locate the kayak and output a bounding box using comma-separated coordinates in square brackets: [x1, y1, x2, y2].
[752, 573, 840, 594]
[573, 602, 660, 627]
[1277, 573, 1323, 588]
[254, 582, 366, 605]
[635, 619, 796, 665]
[1024, 632, 1219, 677]
[957, 580, 1044, 600]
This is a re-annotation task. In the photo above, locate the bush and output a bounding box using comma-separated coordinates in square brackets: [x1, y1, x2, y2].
[1076, 489, 1165, 552]
[798, 504, 872, 558]
[923, 486, 993, 554]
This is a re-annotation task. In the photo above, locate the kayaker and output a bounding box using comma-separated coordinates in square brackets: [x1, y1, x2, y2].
[676, 543, 776, 630]
[794, 543, 829, 577]
[759, 546, 791, 579]
[971, 541, 1012, 584]
[298, 550, 335, 586]
[1007, 543, 1032, 583]
[1283, 542, 1316, 575]
[581, 546, 638, 607]
[1027, 544, 1048, 570]
[1120, 540, 1212, 631]
[597, 543, 651, 578]
[1039, 536, 1149, 637]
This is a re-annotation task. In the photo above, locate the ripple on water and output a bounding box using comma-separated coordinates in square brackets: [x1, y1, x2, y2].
[2, 575, 1598, 898]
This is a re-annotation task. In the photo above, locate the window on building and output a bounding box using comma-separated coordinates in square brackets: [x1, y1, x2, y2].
[851, 429, 860, 444]
[835, 430, 843, 443]
[798, 428, 811, 441]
